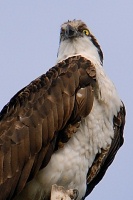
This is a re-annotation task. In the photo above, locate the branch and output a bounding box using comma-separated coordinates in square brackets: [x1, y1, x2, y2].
[50, 184, 79, 200]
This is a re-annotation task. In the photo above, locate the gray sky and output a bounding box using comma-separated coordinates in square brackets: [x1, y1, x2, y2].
[0, 1, 132, 199]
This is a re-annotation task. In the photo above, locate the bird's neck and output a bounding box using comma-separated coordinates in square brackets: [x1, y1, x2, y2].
[56, 37, 101, 64]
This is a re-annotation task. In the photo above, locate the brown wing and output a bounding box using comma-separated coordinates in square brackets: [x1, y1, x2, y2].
[84, 104, 126, 198]
[0, 55, 96, 199]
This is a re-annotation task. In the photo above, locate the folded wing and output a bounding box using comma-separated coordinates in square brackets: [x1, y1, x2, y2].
[0, 56, 96, 199]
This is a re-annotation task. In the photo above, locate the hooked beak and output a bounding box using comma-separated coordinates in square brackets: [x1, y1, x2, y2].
[65, 25, 77, 38]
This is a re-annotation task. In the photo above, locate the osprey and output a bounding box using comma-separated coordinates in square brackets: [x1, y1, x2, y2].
[0, 20, 125, 200]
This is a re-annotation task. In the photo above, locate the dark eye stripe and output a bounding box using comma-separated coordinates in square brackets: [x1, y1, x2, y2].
[90, 34, 103, 63]
[78, 24, 88, 32]
[60, 28, 65, 35]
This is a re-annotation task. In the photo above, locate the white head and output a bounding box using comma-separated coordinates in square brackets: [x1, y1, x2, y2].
[57, 20, 103, 64]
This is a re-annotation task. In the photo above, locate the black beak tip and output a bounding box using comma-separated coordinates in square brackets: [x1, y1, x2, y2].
[65, 25, 76, 38]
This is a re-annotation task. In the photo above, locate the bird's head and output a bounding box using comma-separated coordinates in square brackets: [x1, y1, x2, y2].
[57, 20, 103, 64]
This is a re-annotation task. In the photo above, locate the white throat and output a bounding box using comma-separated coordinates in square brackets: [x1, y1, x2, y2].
[57, 36, 101, 64]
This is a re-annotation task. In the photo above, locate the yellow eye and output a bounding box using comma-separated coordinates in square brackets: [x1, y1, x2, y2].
[83, 29, 90, 36]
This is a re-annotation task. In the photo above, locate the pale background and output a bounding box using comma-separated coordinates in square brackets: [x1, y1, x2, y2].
[0, 1, 132, 199]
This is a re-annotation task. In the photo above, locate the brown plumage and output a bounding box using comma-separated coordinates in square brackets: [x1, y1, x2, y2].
[0, 56, 96, 199]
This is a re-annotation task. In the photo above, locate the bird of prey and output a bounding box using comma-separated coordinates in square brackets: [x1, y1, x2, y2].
[0, 20, 125, 200]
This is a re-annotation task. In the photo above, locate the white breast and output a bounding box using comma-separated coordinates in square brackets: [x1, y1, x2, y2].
[16, 61, 122, 200]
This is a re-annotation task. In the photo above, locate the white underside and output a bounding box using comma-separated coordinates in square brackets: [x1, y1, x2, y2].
[15, 37, 122, 200]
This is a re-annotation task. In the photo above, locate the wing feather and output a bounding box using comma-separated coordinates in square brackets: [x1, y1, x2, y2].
[84, 105, 126, 198]
[0, 55, 96, 199]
